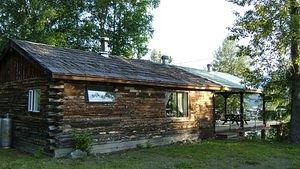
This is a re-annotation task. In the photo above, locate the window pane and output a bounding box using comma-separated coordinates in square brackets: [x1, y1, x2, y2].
[34, 89, 41, 112]
[28, 90, 33, 111]
[28, 89, 40, 112]
[166, 92, 176, 117]
[182, 93, 188, 117]
[32, 90, 35, 111]
[177, 93, 183, 117]
[165, 92, 172, 117]
[87, 90, 115, 102]
[171, 93, 177, 116]
[165, 92, 188, 117]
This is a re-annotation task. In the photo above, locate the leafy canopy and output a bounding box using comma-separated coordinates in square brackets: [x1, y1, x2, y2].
[212, 38, 261, 116]
[212, 38, 260, 87]
[149, 49, 173, 64]
[0, 0, 160, 58]
[228, 0, 299, 141]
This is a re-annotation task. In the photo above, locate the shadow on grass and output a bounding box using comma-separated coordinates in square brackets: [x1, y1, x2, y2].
[0, 140, 299, 169]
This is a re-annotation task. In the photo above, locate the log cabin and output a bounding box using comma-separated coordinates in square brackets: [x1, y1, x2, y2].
[0, 39, 261, 157]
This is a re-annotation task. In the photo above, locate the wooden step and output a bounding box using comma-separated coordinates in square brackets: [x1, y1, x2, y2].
[215, 132, 239, 140]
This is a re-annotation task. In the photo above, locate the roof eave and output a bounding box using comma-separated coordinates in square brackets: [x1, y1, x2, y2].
[7, 39, 53, 75]
[216, 87, 263, 94]
[51, 73, 223, 91]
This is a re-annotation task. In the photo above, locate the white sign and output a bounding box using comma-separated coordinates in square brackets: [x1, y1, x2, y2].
[87, 90, 115, 102]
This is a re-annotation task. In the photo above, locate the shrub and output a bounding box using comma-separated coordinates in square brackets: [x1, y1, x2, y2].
[33, 148, 44, 159]
[266, 122, 291, 142]
[266, 128, 277, 140]
[137, 141, 152, 149]
[280, 122, 290, 141]
[145, 141, 153, 148]
[72, 130, 93, 153]
[245, 131, 260, 140]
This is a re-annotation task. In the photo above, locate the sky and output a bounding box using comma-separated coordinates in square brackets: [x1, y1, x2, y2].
[147, 0, 240, 69]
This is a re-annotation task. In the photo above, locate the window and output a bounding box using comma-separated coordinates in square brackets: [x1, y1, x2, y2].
[166, 92, 188, 117]
[28, 89, 41, 112]
[86, 86, 116, 103]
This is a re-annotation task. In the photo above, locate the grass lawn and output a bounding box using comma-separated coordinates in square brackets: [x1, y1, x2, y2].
[1, 140, 300, 169]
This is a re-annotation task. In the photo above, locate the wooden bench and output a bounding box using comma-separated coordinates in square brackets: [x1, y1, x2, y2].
[221, 114, 249, 125]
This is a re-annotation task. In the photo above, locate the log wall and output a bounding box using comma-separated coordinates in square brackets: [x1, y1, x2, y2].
[0, 50, 46, 83]
[0, 78, 49, 153]
[0, 48, 214, 157]
[0, 49, 55, 154]
[54, 81, 214, 157]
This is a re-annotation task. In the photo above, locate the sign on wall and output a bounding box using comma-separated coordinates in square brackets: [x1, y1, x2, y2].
[87, 90, 115, 102]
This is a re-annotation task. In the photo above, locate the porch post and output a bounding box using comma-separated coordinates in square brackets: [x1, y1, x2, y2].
[224, 94, 228, 115]
[213, 93, 216, 134]
[262, 94, 266, 127]
[239, 92, 244, 129]
[261, 93, 267, 139]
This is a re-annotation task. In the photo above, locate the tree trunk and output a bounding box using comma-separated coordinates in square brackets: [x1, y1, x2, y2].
[290, 79, 300, 142]
[290, 0, 300, 142]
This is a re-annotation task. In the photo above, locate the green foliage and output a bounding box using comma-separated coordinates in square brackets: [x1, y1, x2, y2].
[228, 0, 295, 59]
[149, 49, 162, 63]
[227, 0, 299, 132]
[281, 122, 291, 141]
[263, 59, 290, 119]
[266, 128, 277, 140]
[137, 141, 152, 149]
[145, 141, 153, 148]
[213, 38, 262, 87]
[0, 0, 160, 58]
[136, 143, 144, 149]
[72, 130, 93, 153]
[212, 38, 260, 116]
[267, 122, 291, 142]
[214, 94, 241, 116]
[245, 131, 261, 140]
[33, 148, 44, 159]
[149, 49, 173, 63]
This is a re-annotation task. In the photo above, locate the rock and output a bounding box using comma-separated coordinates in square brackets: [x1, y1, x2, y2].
[70, 150, 87, 159]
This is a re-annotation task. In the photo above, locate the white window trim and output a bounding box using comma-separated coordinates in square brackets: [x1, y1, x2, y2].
[28, 89, 40, 112]
[165, 91, 189, 118]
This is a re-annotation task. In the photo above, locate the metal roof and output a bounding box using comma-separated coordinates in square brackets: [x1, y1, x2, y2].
[177, 66, 262, 93]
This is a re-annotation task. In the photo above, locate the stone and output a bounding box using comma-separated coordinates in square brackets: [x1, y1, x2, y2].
[70, 150, 87, 159]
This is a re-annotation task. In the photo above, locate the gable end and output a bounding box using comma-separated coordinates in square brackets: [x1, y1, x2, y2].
[0, 43, 50, 83]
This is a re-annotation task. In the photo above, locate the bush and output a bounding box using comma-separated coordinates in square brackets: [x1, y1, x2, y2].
[72, 130, 93, 153]
[280, 122, 290, 141]
[266, 128, 277, 140]
[137, 141, 152, 149]
[33, 148, 44, 159]
[245, 131, 260, 140]
[267, 122, 290, 141]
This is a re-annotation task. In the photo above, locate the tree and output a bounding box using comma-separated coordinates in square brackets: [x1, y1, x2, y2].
[228, 0, 300, 141]
[0, 1, 66, 48]
[0, 0, 159, 58]
[149, 49, 173, 63]
[212, 38, 260, 118]
[213, 38, 261, 86]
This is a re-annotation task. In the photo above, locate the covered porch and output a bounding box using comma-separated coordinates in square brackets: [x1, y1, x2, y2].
[212, 90, 267, 138]
[177, 66, 270, 138]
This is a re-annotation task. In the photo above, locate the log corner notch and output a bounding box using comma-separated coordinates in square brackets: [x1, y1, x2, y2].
[44, 79, 65, 155]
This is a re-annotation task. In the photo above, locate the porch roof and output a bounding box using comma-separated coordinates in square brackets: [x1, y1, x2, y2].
[177, 66, 263, 94]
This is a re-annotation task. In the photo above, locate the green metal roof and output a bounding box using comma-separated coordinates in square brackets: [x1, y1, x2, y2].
[177, 66, 261, 92]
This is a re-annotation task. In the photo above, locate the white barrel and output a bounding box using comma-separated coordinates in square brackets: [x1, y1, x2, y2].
[1, 114, 12, 148]
[0, 117, 2, 147]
